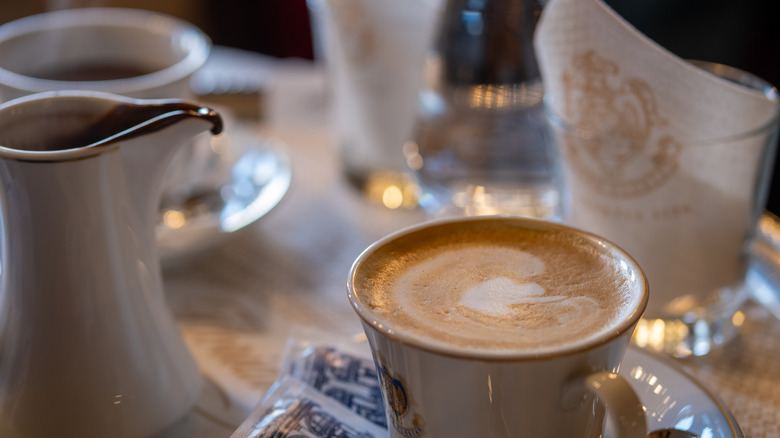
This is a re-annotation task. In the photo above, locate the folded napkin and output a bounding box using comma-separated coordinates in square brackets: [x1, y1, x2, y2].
[533, 0, 780, 318]
[535, 0, 777, 140]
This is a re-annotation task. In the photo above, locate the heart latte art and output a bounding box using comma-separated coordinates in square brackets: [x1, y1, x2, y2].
[353, 219, 642, 354]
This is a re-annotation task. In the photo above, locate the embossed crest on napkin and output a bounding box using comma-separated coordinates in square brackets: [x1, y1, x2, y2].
[556, 50, 682, 198]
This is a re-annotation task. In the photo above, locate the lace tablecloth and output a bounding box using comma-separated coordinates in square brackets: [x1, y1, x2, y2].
[163, 48, 780, 438]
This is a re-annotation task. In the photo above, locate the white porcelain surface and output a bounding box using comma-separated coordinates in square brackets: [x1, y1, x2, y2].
[0, 91, 217, 437]
[610, 348, 744, 438]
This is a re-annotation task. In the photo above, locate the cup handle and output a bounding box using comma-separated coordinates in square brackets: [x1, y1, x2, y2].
[585, 371, 647, 438]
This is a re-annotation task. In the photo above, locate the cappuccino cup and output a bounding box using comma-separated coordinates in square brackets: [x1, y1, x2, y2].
[348, 216, 649, 437]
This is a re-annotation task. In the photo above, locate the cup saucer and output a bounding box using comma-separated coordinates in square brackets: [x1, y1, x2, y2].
[162, 343, 743, 437]
[606, 347, 744, 438]
[156, 122, 291, 265]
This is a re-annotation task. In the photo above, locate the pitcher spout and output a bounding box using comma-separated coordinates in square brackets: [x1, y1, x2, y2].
[81, 100, 223, 148]
[109, 98, 224, 221]
[0, 91, 224, 220]
[0, 90, 222, 158]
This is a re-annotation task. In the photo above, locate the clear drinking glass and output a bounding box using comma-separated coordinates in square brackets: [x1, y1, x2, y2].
[404, 0, 564, 219]
[312, 0, 441, 208]
[547, 61, 780, 357]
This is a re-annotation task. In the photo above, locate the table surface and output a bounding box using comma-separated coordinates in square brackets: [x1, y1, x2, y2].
[163, 47, 780, 438]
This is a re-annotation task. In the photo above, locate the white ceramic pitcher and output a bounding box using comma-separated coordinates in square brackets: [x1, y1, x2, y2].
[0, 91, 223, 437]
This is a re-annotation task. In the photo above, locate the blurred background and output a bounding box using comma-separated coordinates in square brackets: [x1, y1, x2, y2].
[2, 0, 779, 214]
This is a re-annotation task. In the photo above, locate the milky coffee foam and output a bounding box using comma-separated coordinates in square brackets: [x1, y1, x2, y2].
[352, 219, 643, 354]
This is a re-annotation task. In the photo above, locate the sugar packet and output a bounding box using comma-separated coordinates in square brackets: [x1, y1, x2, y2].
[279, 332, 387, 428]
[230, 329, 389, 437]
[230, 376, 386, 438]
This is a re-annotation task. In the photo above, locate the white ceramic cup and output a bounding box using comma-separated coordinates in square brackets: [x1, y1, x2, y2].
[0, 7, 213, 202]
[0, 7, 209, 100]
[348, 216, 650, 437]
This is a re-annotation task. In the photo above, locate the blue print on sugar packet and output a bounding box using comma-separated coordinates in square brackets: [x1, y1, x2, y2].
[300, 346, 387, 428]
[260, 398, 378, 438]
